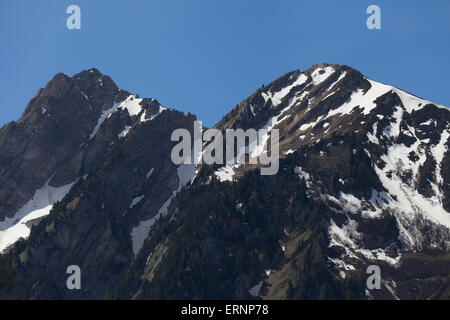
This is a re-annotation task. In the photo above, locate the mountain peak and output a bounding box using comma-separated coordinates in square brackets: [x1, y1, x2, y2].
[304, 62, 337, 72]
[73, 67, 103, 80]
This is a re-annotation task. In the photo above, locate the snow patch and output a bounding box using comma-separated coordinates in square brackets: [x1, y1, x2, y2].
[215, 164, 239, 182]
[131, 161, 196, 256]
[294, 166, 311, 188]
[89, 101, 123, 140]
[146, 168, 155, 180]
[118, 95, 144, 117]
[129, 195, 145, 209]
[311, 66, 335, 85]
[249, 281, 263, 297]
[118, 125, 131, 138]
[0, 177, 77, 253]
[325, 79, 392, 119]
[268, 73, 308, 107]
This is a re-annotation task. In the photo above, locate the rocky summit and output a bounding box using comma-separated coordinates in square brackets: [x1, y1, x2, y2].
[0, 64, 449, 299]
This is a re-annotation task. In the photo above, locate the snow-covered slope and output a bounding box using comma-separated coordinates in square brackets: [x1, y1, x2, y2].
[0, 177, 77, 252]
[210, 63, 450, 287]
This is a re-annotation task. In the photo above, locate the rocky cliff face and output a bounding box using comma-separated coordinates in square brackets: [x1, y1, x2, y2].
[0, 69, 128, 222]
[0, 69, 197, 298]
[0, 64, 449, 299]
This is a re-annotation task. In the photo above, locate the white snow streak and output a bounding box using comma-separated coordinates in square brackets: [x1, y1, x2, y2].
[0, 177, 77, 253]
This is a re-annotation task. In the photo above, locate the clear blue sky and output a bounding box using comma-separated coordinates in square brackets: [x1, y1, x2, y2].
[1, 0, 449, 127]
